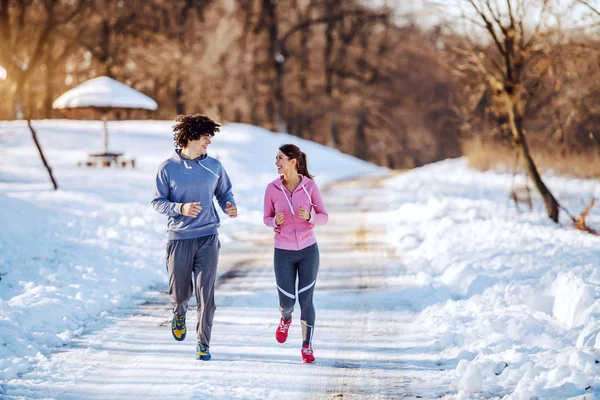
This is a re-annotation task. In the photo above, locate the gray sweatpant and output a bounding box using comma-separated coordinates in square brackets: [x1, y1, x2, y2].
[274, 243, 320, 345]
[166, 234, 220, 346]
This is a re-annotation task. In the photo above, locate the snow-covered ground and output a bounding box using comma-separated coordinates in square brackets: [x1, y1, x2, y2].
[380, 162, 600, 399]
[1, 120, 600, 399]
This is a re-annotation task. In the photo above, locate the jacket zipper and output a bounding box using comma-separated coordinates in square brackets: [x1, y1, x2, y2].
[291, 191, 299, 249]
[280, 183, 304, 250]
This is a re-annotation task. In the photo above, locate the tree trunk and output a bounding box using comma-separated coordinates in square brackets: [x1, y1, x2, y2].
[175, 77, 185, 115]
[305, 116, 313, 141]
[275, 56, 286, 132]
[518, 136, 559, 222]
[299, 24, 309, 92]
[296, 7, 311, 141]
[323, 1, 338, 147]
[263, 0, 286, 132]
[101, 9, 112, 77]
[27, 119, 58, 190]
[44, 44, 54, 118]
[328, 108, 339, 148]
[508, 101, 559, 222]
[249, 55, 258, 126]
[354, 108, 368, 160]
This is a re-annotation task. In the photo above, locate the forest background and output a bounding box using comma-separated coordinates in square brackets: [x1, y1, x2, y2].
[2, 0, 600, 178]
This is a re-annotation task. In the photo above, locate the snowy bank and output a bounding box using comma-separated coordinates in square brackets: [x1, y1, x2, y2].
[382, 160, 600, 399]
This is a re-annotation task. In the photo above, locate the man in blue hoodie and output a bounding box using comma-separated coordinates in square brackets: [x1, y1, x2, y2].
[152, 114, 237, 361]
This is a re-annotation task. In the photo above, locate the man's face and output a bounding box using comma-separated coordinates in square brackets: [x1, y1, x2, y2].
[190, 134, 212, 154]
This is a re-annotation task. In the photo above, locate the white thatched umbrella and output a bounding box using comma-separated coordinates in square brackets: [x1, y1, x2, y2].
[52, 76, 158, 153]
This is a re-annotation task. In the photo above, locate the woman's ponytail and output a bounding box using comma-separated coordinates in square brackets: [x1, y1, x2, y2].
[279, 144, 314, 179]
[297, 152, 314, 180]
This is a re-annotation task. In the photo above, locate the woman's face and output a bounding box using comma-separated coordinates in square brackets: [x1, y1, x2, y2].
[276, 150, 297, 175]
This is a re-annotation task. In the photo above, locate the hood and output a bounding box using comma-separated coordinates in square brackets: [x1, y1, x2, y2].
[270, 174, 312, 188]
[270, 175, 316, 210]
[171, 149, 208, 163]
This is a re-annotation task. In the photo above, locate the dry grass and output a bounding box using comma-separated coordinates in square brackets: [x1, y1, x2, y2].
[462, 137, 600, 179]
[464, 137, 600, 234]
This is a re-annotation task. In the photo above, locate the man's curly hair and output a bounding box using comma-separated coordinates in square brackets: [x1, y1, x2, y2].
[172, 114, 221, 148]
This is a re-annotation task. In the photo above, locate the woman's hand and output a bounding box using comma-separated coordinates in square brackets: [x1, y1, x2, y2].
[275, 212, 285, 226]
[297, 207, 310, 221]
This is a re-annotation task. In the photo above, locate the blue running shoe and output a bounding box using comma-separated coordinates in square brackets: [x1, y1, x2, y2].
[171, 314, 186, 341]
[196, 344, 211, 361]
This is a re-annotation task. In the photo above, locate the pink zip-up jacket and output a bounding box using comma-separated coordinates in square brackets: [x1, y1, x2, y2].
[263, 175, 329, 251]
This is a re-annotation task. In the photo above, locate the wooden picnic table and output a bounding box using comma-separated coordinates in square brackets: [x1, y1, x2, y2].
[77, 152, 136, 168]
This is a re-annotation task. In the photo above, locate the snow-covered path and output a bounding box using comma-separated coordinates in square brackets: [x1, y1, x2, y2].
[4, 173, 453, 400]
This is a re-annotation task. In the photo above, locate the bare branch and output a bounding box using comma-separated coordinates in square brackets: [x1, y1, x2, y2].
[467, 0, 506, 55]
[577, 0, 600, 16]
[506, 0, 515, 27]
[524, 0, 549, 50]
[485, 0, 505, 32]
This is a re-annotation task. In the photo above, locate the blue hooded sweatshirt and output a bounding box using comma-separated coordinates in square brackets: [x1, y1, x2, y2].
[152, 149, 235, 240]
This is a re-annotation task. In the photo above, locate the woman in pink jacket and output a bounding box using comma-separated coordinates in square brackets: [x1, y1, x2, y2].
[263, 144, 329, 363]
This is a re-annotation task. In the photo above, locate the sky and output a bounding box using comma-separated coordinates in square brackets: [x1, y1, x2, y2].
[367, 0, 598, 35]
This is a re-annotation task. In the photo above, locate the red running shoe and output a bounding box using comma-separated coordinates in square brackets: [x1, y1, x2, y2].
[276, 317, 292, 343]
[301, 344, 315, 363]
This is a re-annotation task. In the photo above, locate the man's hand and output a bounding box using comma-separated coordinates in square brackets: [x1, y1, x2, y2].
[225, 201, 238, 218]
[275, 212, 285, 226]
[297, 206, 310, 221]
[182, 202, 202, 217]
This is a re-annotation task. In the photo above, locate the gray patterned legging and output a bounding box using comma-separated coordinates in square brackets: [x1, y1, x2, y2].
[274, 243, 320, 346]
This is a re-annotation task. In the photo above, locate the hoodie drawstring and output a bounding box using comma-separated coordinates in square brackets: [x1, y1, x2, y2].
[280, 184, 295, 215]
[181, 158, 219, 177]
[301, 183, 315, 208]
[197, 160, 219, 178]
[279, 182, 315, 215]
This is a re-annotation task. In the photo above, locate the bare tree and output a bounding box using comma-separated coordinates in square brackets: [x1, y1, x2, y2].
[452, 0, 561, 221]
[575, 0, 600, 16]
